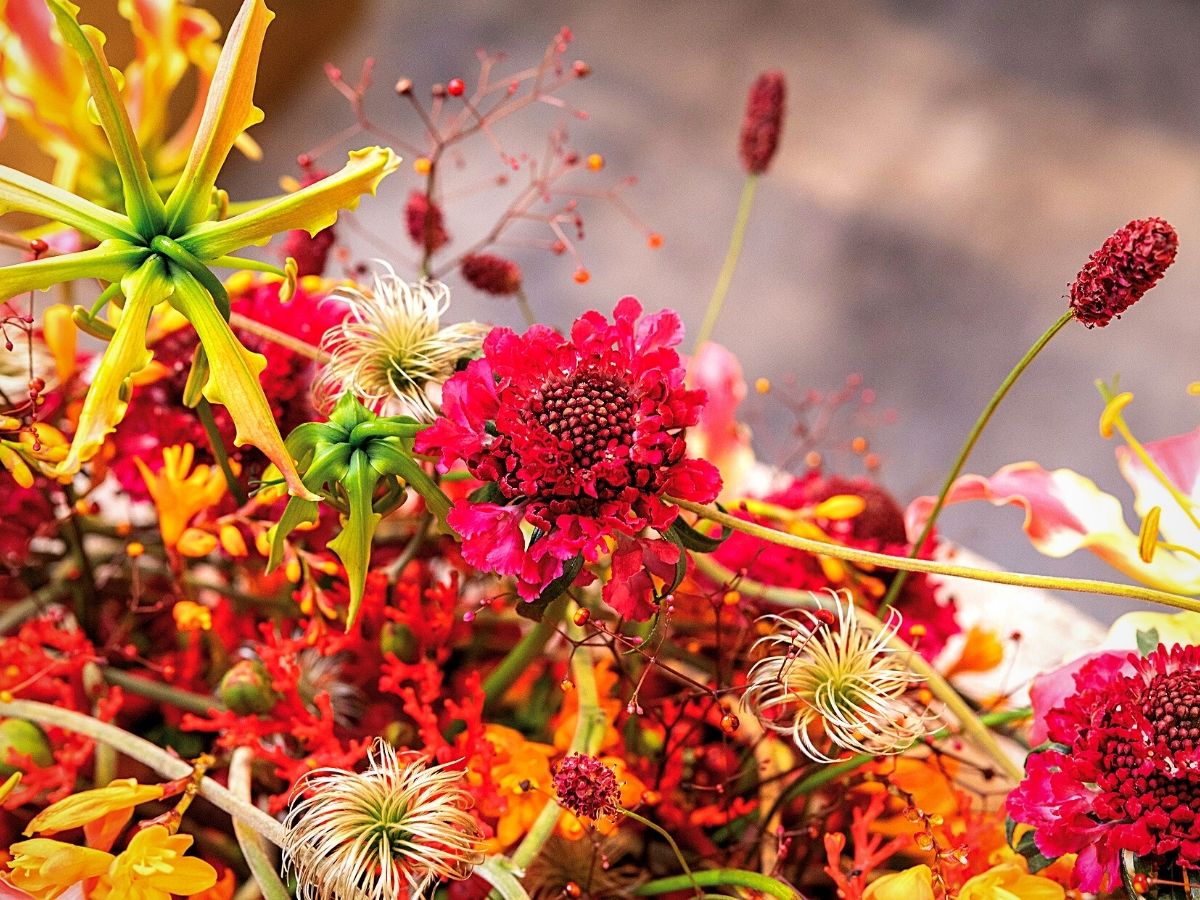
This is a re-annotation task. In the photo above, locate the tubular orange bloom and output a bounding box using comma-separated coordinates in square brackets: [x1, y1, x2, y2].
[24, 778, 165, 836]
[6, 838, 114, 897]
[134, 444, 229, 549]
[95, 825, 218, 900]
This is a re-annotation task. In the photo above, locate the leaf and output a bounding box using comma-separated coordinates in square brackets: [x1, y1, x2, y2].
[365, 439, 451, 528]
[168, 269, 317, 499]
[328, 449, 383, 630]
[45, 0, 165, 236]
[54, 255, 172, 477]
[468, 482, 505, 504]
[163, 0, 274, 232]
[0, 165, 137, 241]
[177, 147, 400, 259]
[663, 513, 732, 554]
[266, 495, 319, 573]
[1012, 824, 1055, 874]
[1136, 627, 1160, 657]
[517, 555, 584, 622]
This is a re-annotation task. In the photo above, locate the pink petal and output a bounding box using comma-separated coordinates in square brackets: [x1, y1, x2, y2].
[685, 342, 755, 497]
[1116, 426, 1200, 551]
[446, 502, 527, 579]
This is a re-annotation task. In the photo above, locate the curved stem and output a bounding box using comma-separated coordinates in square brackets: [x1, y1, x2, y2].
[669, 496, 1200, 613]
[197, 398, 248, 505]
[692, 555, 1024, 782]
[633, 869, 800, 899]
[228, 311, 330, 364]
[230, 747, 291, 900]
[621, 807, 701, 896]
[102, 667, 219, 715]
[0, 699, 287, 848]
[693, 175, 758, 352]
[482, 602, 563, 711]
[880, 310, 1073, 608]
[514, 289, 537, 329]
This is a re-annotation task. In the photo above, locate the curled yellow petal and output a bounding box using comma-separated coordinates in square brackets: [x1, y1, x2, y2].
[177, 527, 219, 557]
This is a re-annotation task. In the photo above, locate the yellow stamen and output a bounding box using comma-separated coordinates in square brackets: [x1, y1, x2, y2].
[1139, 506, 1162, 563]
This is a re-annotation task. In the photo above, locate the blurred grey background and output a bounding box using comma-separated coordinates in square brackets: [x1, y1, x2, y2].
[15, 0, 1200, 623]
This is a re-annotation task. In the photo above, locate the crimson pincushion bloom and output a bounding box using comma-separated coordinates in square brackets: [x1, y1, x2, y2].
[460, 252, 523, 296]
[739, 71, 786, 175]
[405, 190, 450, 254]
[553, 753, 621, 821]
[1069, 217, 1178, 327]
[415, 297, 721, 619]
[1008, 643, 1200, 892]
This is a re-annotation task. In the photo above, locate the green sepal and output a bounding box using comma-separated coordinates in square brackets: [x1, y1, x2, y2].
[517, 554, 584, 622]
[300, 441, 354, 495]
[469, 482, 505, 505]
[72, 306, 116, 341]
[363, 439, 451, 528]
[328, 449, 383, 630]
[285, 421, 349, 459]
[266, 495, 320, 573]
[1136, 627, 1160, 657]
[182, 345, 210, 409]
[1009, 824, 1055, 874]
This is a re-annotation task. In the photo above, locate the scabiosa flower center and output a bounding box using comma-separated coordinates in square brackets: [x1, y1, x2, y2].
[532, 370, 637, 478]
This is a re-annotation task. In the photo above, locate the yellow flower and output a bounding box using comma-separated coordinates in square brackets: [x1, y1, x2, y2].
[24, 778, 164, 836]
[473, 724, 557, 853]
[172, 600, 213, 633]
[134, 444, 230, 548]
[7, 837, 114, 897]
[93, 825, 218, 900]
[863, 864, 935, 900]
[959, 862, 1064, 900]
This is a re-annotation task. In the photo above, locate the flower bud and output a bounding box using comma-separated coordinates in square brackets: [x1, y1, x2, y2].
[218, 660, 279, 715]
[1069, 218, 1178, 327]
[460, 253, 523, 296]
[405, 191, 449, 253]
[739, 71, 786, 175]
[0, 719, 53, 776]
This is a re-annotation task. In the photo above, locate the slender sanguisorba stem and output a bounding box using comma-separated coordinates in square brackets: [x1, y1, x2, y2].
[668, 496, 1200, 613]
[508, 610, 603, 872]
[0, 699, 287, 847]
[879, 310, 1074, 608]
[633, 868, 800, 899]
[693, 175, 758, 352]
[691, 554, 1023, 782]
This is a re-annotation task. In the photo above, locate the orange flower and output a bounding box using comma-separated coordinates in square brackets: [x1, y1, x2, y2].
[553, 658, 622, 752]
[24, 778, 164, 837]
[863, 864, 935, 900]
[134, 444, 231, 549]
[945, 626, 1005, 678]
[6, 838, 113, 897]
[471, 725, 557, 853]
[172, 600, 213, 633]
[93, 825, 217, 900]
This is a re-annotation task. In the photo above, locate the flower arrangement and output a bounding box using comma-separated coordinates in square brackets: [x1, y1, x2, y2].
[0, 3, 1197, 899]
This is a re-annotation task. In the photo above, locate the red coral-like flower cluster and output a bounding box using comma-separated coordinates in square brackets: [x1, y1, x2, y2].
[416, 298, 721, 618]
[1069, 217, 1178, 327]
[1008, 643, 1200, 892]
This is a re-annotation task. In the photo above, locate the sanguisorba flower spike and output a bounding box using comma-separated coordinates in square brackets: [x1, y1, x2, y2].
[283, 738, 484, 899]
[0, 0, 398, 498]
[742, 593, 931, 761]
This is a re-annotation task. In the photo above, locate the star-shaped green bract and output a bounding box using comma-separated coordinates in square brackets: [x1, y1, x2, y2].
[0, 0, 399, 498]
[269, 393, 451, 629]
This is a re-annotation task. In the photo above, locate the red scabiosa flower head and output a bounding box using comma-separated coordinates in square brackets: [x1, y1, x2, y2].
[1069, 217, 1177, 327]
[553, 753, 620, 821]
[460, 252, 523, 296]
[405, 191, 450, 254]
[415, 297, 721, 618]
[1008, 643, 1200, 892]
[739, 71, 786, 175]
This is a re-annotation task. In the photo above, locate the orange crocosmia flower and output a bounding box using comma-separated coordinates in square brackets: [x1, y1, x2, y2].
[172, 600, 213, 632]
[471, 725, 557, 853]
[856, 756, 962, 841]
[945, 626, 1005, 678]
[134, 444, 232, 548]
[92, 825, 217, 900]
[863, 864, 935, 900]
[24, 779, 165, 836]
[6, 838, 113, 897]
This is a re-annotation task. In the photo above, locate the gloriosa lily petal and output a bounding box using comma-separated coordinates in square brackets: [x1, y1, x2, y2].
[164, 0, 273, 232]
[0, 164, 137, 241]
[177, 147, 400, 259]
[168, 270, 317, 500]
[327, 449, 384, 628]
[45, 0, 165, 234]
[0, 241, 147, 300]
[54, 255, 172, 478]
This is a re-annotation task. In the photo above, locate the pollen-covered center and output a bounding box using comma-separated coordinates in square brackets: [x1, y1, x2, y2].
[532, 371, 637, 473]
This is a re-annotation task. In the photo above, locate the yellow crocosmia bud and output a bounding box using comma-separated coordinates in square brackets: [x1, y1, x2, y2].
[1139, 506, 1162, 564]
[42, 304, 77, 386]
[224, 270, 257, 297]
[818, 555, 846, 583]
[24, 778, 164, 836]
[172, 600, 213, 633]
[1099, 391, 1134, 438]
[285, 559, 302, 583]
[863, 865, 936, 900]
[177, 528, 219, 558]
[1188, 381, 1200, 396]
[254, 530, 272, 557]
[786, 519, 829, 541]
[0, 416, 21, 431]
[279, 174, 302, 193]
[0, 445, 34, 489]
[300, 275, 327, 295]
[813, 494, 867, 520]
[8, 838, 114, 895]
[219, 524, 249, 557]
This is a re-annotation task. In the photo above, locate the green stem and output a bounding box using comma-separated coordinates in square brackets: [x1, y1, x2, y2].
[197, 398, 249, 505]
[509, 613, 602, 871]
[622, 807, 702, 896]
[0, 583, 70, 635]
[230, 747, 292, 900]
[880, 310, 1073, 608]
[61, 486, 99, 637]
[102, 667, 221, 715]
[633, 869, 800, 899]
[670, 496, 1200, 613]
[0, 699, 287, 847]
[692, 554, 1023, 782]
[514, 290, 537, 329]
[693, 175, 758, 352]
[482, 603, 564, 711]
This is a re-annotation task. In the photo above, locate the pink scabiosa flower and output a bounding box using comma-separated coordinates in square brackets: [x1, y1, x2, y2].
[415, 297, 721, 618]
[1069, 218, 1177, 327]
[1008, 643, 1200, 892]
[553, 752, 621, 821]
[739, 71, 786, 175]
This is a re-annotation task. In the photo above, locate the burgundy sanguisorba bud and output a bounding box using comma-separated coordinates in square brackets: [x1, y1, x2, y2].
[552, 752, 620, 821]
[284, 169, 336, 277]
[460, 253, 523, 296]
[739, 71, 786, 175]
[1069, 217, 1178, 328]
[405, 190, 450, 254]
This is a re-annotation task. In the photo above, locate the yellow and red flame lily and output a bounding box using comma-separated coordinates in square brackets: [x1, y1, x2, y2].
[0, 0, 399, 498]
